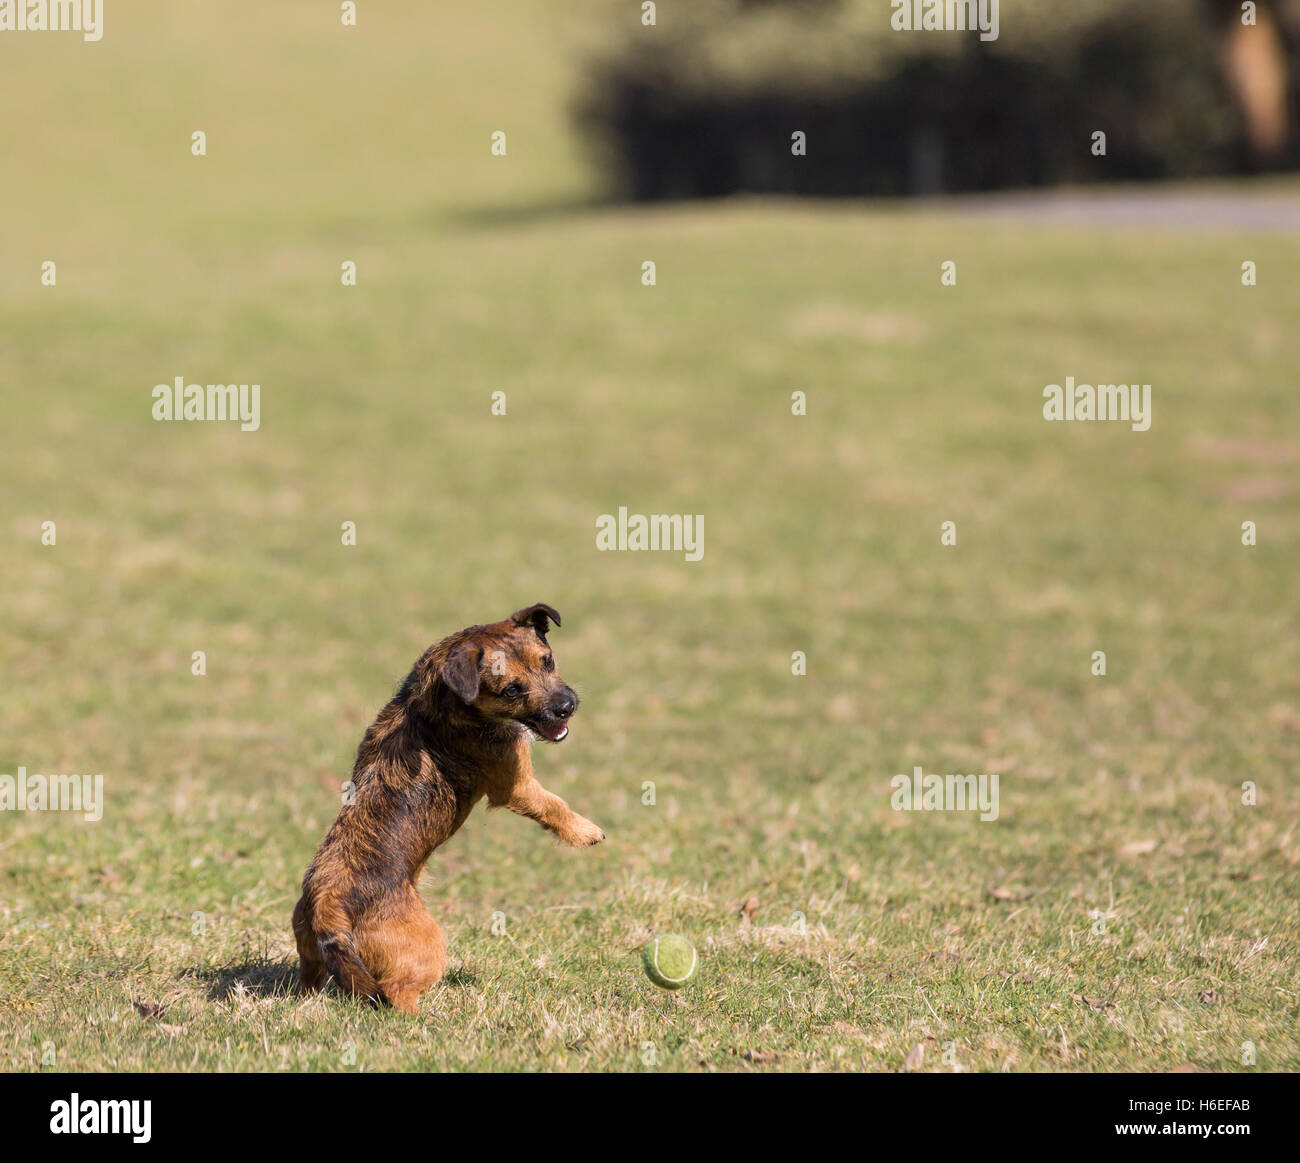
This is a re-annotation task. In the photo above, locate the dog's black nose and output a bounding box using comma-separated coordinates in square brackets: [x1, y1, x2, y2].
[553, 689, 577, 719]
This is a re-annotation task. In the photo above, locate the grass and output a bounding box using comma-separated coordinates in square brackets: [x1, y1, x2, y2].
[1, 1, 1298, 1072]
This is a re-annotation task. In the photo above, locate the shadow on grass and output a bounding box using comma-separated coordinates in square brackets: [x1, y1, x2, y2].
[436, 194, 622, 232]
[441, 966, 479, 988]
[188, 958, 300, 1003]
[187, 959, 482, 1003]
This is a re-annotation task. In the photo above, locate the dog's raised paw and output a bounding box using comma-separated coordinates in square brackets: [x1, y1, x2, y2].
[563, 818, 606, 847]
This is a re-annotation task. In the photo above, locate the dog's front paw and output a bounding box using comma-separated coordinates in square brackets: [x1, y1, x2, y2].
[560, 816, 606, 848]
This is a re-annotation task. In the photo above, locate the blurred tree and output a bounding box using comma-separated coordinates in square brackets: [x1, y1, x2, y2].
[575, 0, 1299, 199]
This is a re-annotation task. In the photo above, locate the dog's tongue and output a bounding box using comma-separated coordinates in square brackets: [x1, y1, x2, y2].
[538, 719, 569, 742]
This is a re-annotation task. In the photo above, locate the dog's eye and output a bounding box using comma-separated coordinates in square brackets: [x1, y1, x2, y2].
[542, 655, 555, 673]
[502, 682, 523, 699]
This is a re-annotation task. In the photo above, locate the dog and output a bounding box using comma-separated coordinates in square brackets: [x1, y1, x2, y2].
[292, 603, 604, 1012]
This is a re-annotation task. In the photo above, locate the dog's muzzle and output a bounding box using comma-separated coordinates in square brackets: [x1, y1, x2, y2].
[535, 718, 570, 742]
[532, 690, 577, 742]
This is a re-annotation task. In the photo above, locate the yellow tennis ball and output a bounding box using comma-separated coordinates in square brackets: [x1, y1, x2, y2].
[642, 934, 697, 990]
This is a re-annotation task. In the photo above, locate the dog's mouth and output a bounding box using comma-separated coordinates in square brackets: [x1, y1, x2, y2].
[529, 717, 570, 742]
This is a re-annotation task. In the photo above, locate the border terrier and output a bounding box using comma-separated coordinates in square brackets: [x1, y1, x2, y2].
[293, 603, 603, 1011]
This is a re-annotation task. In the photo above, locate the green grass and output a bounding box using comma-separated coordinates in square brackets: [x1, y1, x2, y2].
[1, 1, 1298, 1072]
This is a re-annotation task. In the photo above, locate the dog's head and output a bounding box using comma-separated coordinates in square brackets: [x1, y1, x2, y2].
[436, 603, 579, 742]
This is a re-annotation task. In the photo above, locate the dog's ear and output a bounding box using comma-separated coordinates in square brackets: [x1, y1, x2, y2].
[510, 603, 561, 639]
[438, 643, 482, 704]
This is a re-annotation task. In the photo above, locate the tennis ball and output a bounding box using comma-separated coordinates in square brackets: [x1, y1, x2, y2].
[642, 934, 697, 990]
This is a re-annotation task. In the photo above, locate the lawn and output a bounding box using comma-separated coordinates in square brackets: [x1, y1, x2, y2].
[1, 1, 1297, 1072]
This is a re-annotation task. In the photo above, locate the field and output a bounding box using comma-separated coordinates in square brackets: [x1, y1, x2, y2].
[1, 2, 1298, 1072]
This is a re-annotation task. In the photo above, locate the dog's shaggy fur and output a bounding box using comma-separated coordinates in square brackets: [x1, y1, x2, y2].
[292, 604, 603, 1011]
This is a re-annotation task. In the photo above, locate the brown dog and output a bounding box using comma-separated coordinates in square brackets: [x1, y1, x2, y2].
[292, 603, 603, 1012]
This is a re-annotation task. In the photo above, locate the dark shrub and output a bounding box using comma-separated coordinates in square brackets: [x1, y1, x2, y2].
[575, 0, 1296, 199]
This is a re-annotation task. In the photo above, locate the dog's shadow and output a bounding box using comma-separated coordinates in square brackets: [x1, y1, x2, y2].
[189, 958, 300, 1003]
[188, 959, 480, 1003]
[440, 967, 478, 988]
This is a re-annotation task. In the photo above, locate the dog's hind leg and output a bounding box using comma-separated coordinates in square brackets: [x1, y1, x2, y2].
[355, 891, 446, 1014]
[292, 896, 325, 992]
